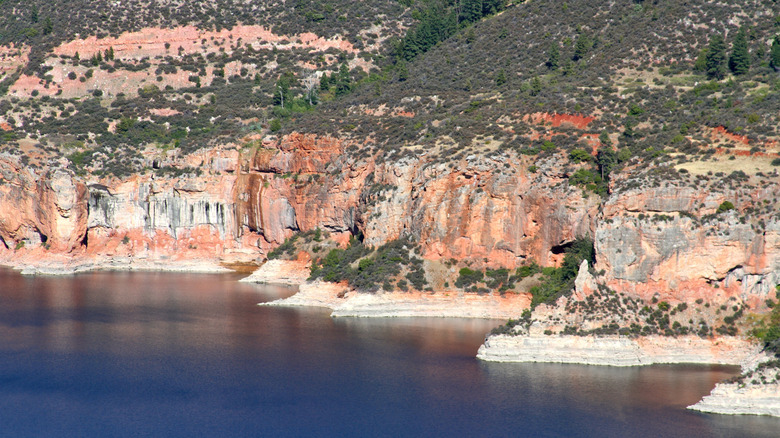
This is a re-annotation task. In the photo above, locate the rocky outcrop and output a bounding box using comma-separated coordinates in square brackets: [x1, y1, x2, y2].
[596, 180, 780, 308]
[240, 258, 311, 285]
[476, 334, 759, 366]
[689, 380, 780, 417]
[363, 154, 599, 269]
[0, 156, 87, 252]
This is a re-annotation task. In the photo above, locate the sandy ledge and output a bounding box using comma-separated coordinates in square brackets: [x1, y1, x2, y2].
[688, 380, 780, 417]
[239, 259, 311, 285]
[259, 280, 530, 319]
[1, 256, 231, 275]
[476, 333, 761, 367]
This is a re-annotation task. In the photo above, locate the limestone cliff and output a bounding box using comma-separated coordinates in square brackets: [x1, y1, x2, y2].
[1, 128, 778, 316]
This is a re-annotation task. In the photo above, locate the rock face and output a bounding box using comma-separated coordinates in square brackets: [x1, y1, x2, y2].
[0, 157, 87, 252]
[596, 181, 780, 308]
[476, 334, 759, 366]
[1, 129, 779, 316]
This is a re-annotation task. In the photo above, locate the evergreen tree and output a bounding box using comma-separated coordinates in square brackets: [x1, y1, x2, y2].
[705, 34, 727, 79]
[319, 73, 330, 91]
[693, 48, 708, 72]
[397, 61, 409, 82]
[529, 76, 542, 96]
[596, 147, 617, 181]
[43, 17, 53, 35]
[460, 0, 483, 23]
[273, 72, 294, 107]
[482, 0, 504, 16]
[335, 63, 351, 96]
[495, 68, 506, 86]
[573, 35, 592, 61]
[547, 43, 560, 70]
[398, 5, 457, 61]
[729, 28, 750, 75]
[771, 35, 780, 70]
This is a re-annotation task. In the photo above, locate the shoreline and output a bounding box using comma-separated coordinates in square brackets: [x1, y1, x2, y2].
[688, 380, 780, 417]
[476, 333, 762, 367]
[259, 280, 529, 320]
[0, 256, 232, 276]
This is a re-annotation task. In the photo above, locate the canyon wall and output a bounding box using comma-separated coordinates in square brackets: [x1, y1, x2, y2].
[1, 130, 778, 309]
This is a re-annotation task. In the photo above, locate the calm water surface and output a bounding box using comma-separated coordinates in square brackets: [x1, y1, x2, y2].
[0, 269, 778, 437]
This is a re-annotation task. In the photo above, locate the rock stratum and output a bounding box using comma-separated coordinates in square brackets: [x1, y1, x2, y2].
[476, 334, 759, 367]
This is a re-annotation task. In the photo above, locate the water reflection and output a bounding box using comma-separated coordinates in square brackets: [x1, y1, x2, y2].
[1, 268, 779, 437]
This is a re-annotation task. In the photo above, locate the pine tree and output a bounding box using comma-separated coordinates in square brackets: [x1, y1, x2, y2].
[547, 43, 560, 70]
[335, 63, 351, 96]
[693, 48, 708, 72]
[596, 147, 617, 181]
[573, 35, 592, 61]
[397, 61, 409, 82]
[705, 34, 727, 79]
[274, 73, 293, 107]
[771, 35, 780, 70]
[460, 0, 483, 23]
[728, 28, 750, 75]
[482, 0, 504, 16]
[495, 68, 506, 86]
[319, 73, 330, 91]
[529, 76, 542, 96]
[43, 17, 53, 35]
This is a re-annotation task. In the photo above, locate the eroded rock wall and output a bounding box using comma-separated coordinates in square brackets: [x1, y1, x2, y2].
[597, 182, 780, 307]
[1, 130, 778, 310]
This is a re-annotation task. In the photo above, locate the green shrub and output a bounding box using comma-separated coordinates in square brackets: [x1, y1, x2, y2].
[455, 267, 484, 288]
[716, 201, 735, 214]
[569, 148, 591, 163]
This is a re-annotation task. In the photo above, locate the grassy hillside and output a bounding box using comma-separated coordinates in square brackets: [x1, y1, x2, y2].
[0, 0, 778, 180]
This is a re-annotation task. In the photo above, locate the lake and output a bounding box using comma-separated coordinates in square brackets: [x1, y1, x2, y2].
[0, 269, 778, 437]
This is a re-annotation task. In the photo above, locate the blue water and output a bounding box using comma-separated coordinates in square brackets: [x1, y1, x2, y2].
[0, 269, 778, 437]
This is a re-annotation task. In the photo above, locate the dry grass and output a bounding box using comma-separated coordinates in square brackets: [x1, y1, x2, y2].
[676, 155, 779, 176]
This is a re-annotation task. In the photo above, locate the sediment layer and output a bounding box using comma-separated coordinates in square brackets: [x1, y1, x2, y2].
[260, 280, 530, 319]
[476, 334, 759, 367]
